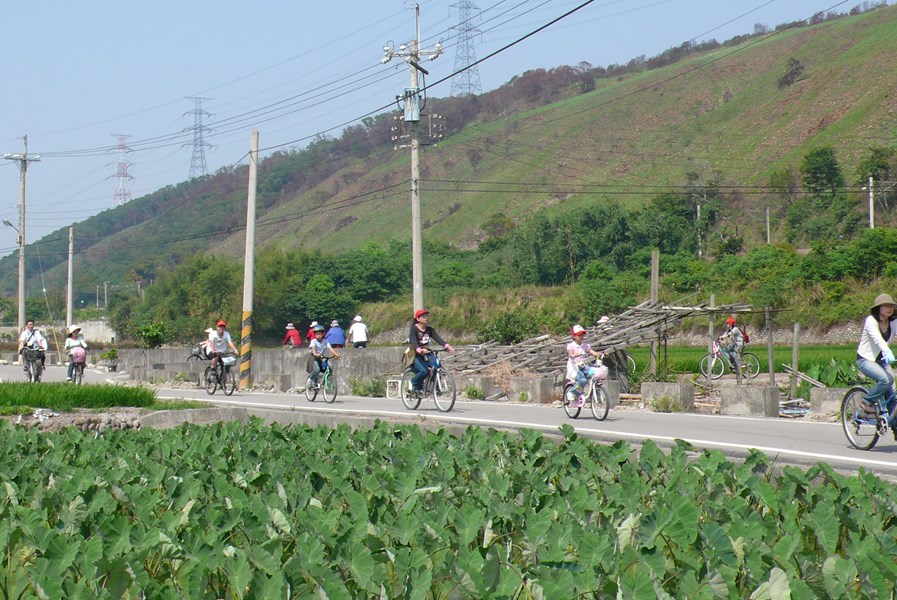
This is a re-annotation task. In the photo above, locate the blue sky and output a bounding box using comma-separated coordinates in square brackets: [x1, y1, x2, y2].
[0, 0, 864, 258]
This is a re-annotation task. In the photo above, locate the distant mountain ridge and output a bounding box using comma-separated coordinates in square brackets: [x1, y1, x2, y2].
[2, 4, 895, 302]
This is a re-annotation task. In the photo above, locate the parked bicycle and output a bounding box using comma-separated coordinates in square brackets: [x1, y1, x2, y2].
[204, 353, 237, 396]
[70, 346, 87, 385]
[22, 345, 42, 383]
[400, 349, 456, 412]
[306, 356, 338, 403]
[699, 340, 761, 380]
[562, 357, 610, 420]
[841, 385, 897, 450]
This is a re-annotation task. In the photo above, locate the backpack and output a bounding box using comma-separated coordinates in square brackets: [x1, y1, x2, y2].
[742, 325, 750, 344]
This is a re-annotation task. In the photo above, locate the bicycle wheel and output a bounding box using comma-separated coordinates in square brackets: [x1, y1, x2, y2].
[563, 382, 581, 419]
[590, 385, 609, 421]
[842, 386, 880, 450]
[74, 364, 84, 385]
[28, 361, 40, 383]
[401, 370, 420, 410]
[741, 353, 761, 379]
[323, 369, 337, 403]
[699, 353, 725, 380]
[223, 367, 237, 396]
[433, 369, 456, 412]
[204, 366, 217, 394]
[626, 353, 637, 375]
[305, 375, 318, 402]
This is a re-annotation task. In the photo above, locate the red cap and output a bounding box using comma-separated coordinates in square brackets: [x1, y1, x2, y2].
[571, 324, 586, 336]
[726, 317, 736, 325]
[216, 319, 227, 327]
[414, 309, 429, 320]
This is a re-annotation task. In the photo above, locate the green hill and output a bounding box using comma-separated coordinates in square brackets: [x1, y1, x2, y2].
[2, 5, 896, 307]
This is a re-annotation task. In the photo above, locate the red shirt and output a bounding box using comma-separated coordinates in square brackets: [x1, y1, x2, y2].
[282, 329, 302, 346]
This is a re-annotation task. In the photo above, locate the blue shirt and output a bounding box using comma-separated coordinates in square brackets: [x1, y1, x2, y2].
[325, 326, 346, 346]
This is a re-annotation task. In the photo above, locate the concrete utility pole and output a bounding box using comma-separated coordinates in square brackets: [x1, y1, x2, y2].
[382, 4, 442, 312]
[868, 176, 874, 229]
[66, 227, 74, 328]
[4, 135, 40, 332]
[240, 131, 259, 390]
[765, 207, 771, 244]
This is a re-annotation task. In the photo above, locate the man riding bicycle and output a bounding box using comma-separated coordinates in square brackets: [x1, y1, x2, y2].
[208, 320, 238, 370]
[18, 319, 48, 373]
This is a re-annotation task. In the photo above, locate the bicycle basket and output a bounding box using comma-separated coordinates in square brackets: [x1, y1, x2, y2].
[222, 355, 237, 367]
[22, 347, 41, 362]
[71, 346, 87, 364]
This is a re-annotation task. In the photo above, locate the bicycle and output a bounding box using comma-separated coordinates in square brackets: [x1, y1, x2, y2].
[204, 353, 237, 396]
[562, 359, 610, 421]
[400, 350, 456, 412]
[70, 346, 87, 385]
[699, 340, 761, 380]
[305, 356, 338, 403]
[21, 346, 42, 383]
[841, 385, 897, 450]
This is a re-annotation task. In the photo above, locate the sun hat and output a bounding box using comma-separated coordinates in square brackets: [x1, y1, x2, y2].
[871, 293, 896, 314]
[597, 316, 609, 325]
[414, 309, 429, 320]
[285, 323, 295, 330]
[67, 324, 81, 335]
[571, 324, 586, 336]
[353, 315, 363, 322]
[310, 321, 318, 328]
[330, 320, 339, 327]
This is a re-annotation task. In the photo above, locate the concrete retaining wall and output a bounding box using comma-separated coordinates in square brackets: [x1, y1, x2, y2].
[509, 376, 554, 403]
[720, 386, 780, 417]
[640, 382, 695, 412]
[810, 387, 847, 416]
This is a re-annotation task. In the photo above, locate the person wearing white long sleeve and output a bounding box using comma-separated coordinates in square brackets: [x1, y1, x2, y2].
[857, 293, 897, 424]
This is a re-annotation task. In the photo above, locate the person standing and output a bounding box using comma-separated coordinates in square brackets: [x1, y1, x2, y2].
[325, 319, 346, 348]
[348, 315, 369, 348]
[282, 323, 302, 348]
[18, 319, 48, 372]
[857, 293, 897, 425]
[64, 325, 89, 381]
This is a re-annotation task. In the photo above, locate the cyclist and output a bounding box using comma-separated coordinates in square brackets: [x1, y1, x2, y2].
[208, 320, 238, 370]
[565, 324, 605, 407]
[64, 325, 89, 381]
[856, 293, 897, 420]
[717, 317, 744, 373]
[18, 319, 48, 373]
[409, 309, 454, 395]
[307, 324, 341, 388]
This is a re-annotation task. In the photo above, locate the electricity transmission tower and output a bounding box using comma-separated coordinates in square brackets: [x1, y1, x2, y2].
[110, 134, 134, 206]
[450, 0, 482, 97]
[184, 97, 212, 179]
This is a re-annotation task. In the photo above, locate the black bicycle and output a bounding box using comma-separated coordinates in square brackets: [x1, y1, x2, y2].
[22, 346, 42, 383]
[204, 353, 237, 396]
[305, 356, 338, 403]
[400, 350, 456, 412]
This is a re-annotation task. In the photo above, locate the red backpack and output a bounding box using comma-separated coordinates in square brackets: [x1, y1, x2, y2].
[741, 325, 750, 344]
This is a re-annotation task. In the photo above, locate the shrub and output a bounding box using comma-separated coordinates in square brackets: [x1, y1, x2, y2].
[465, 386, 484, 399]
[651, 395, 684, 413]
[348, 377, 386, 397]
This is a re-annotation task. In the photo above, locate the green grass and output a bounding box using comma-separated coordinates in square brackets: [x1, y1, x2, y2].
[628, 344, 857, 376]
[0, 383, 156, 411]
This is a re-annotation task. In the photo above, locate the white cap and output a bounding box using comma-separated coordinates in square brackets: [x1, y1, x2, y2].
[310, 321, 318, 327]
[353, 315, 362, 322]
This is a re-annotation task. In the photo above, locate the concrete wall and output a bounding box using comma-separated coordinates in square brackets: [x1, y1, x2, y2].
[640, 382, 695, 412]
[720, 386, 780, 417]
[810, 387, 847, 416]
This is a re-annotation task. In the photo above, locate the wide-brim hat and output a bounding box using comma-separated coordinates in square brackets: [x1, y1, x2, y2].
[353, 315, 362, 322]
[871, 293, 897, 313]
[285, 323, 295, 330]
[67, 324, 81, 335]
[309, 321, 318, 327]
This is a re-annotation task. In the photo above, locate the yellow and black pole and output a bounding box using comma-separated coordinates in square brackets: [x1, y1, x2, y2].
[240, 131, 259, 389]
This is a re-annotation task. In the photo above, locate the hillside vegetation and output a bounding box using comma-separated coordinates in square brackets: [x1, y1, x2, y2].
[2, 5, 897, 343]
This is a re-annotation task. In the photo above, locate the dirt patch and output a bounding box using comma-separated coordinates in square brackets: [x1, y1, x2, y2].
[2, 407, 145, 433]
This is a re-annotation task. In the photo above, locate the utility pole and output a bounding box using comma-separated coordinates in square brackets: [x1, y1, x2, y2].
[4, 135, 40, 332]
[66, 227, 73, 328]
[382, 4, 442, 312]
[765, 207, 770, 244]
[240, 131, 259, 390]
[868, 176, 874, 229]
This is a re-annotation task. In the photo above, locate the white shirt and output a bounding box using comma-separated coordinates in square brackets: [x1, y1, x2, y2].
[348, 321, 368, 343]
[19, 327, 47, 351]
[857, 315, 893, 362]
[208, 330, 233, 354]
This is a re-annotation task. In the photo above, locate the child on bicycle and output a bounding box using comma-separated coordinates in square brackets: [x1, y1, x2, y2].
[409, 309, 454, 395]
[566, 324, 606, 407]
[857, 293, 897, 422]
[307, 324, 341, 389]
[717, 317, 743, 372]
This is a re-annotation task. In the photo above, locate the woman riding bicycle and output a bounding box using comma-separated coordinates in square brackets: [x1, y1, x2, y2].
[856, 293, 897, 421]
[307, 324, 340, 388]
[409, 309, 454, 396]
[565, 324, 606, 408]
[64, 325, 89, 382]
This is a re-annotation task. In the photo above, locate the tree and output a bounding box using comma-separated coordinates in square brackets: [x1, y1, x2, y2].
[855, 145, 895, 183]
[777, 57, 804, 89]
[800, 147, 844, 197]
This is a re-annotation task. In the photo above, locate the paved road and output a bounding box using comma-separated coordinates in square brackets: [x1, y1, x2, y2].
[4, 365, 897, 480]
